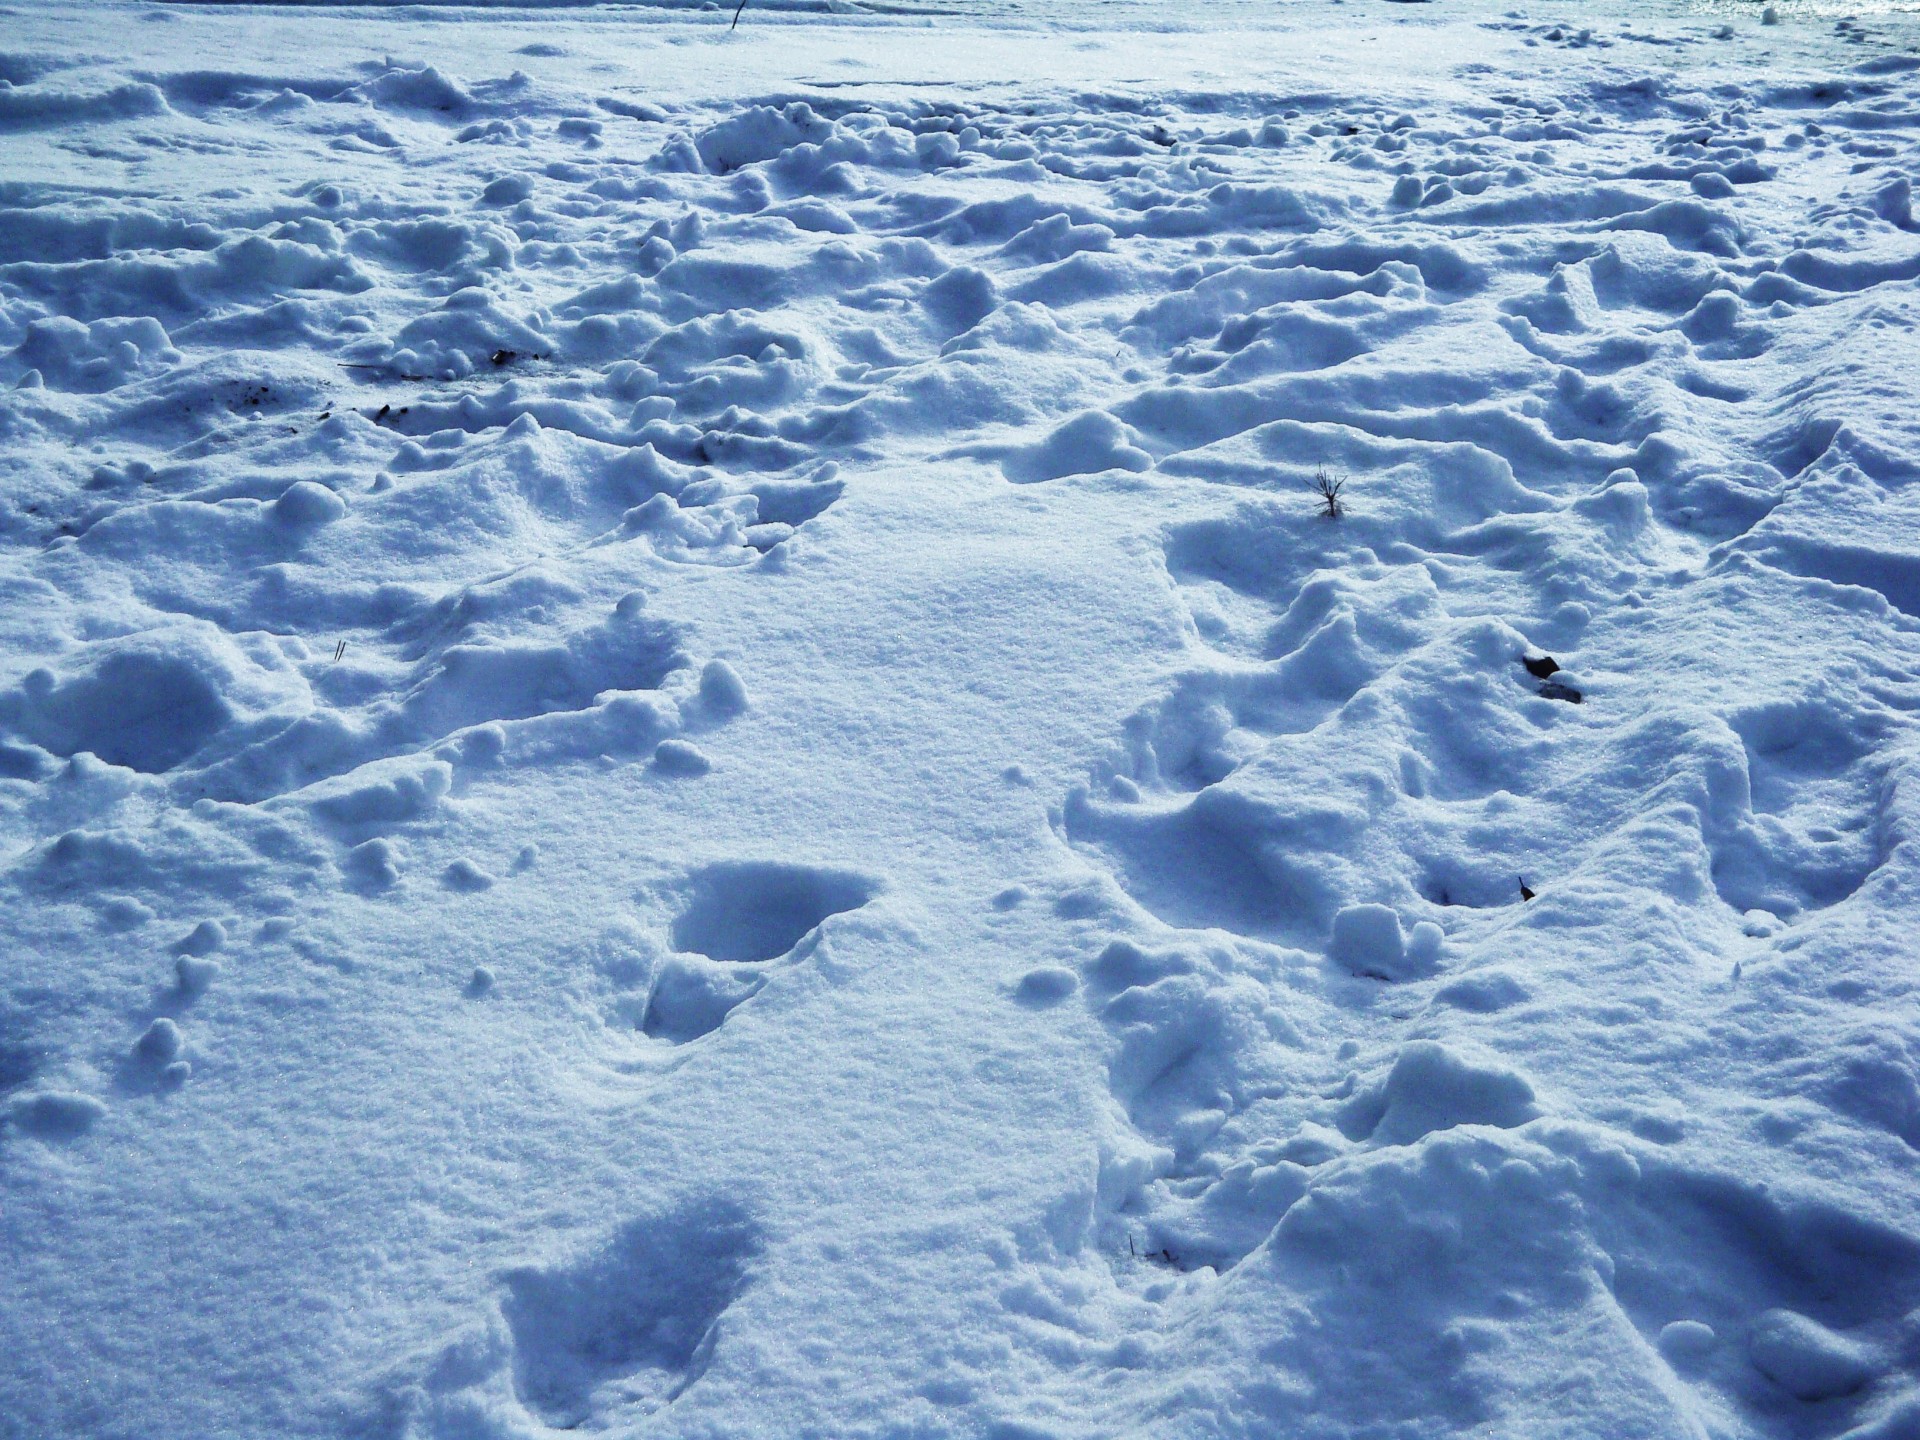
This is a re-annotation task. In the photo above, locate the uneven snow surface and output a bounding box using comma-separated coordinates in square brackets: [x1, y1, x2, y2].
[5, 2, 1920, 1436]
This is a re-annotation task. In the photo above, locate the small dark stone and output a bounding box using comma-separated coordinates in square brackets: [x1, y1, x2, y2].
[1523, 653, 1560, 678]
[1538, 680, 1583, 704]
[1519, 877, 1536, 902]
[491, 349, 516, 366]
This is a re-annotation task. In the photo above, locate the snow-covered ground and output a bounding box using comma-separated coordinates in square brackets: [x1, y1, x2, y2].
[5, 0, 1920, 1435]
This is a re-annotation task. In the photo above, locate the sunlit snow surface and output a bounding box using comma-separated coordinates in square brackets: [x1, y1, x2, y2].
[4, 0, 1920, 1435]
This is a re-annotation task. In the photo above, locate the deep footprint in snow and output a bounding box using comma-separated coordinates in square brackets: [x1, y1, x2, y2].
[0, 629, 295, 777]
[500, 1199, 762, 1427]
[669, 860, 874, 963]
[641, 861, 876, 1043]
[0, 653, 228, 773]
[1709, 696, 1892, 917]
[1587, 1158, 1920, 1428]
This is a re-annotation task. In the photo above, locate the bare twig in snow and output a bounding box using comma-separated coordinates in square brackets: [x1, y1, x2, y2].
[1308, 465, 1347, 519]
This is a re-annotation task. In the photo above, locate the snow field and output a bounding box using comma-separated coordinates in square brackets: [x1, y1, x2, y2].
[4, 2, 1920, 1436]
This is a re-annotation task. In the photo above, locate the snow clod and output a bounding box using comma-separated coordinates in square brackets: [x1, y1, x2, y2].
[135, 1018, 183, 1064]
[1658, 1320, 1717, 1372]
[175, 920, 226, 956]
[270, 480, 347, 528]
[442, 859, 496, 893]
[1748, 1310, 1878, 1401]
[1330, 904, 1434, 981]
[7, 1090, 106, 1140]
[175, 955, 220, 996]
[1014, 967, 1079, 1007]
[651, 738, 712, 776]
[698, 660, 749, 716]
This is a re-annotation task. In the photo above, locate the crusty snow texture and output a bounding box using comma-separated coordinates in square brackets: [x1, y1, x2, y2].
[5, 2, 1920, 1437]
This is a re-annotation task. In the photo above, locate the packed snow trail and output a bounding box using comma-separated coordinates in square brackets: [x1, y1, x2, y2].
[4, 2, 1920, 1436]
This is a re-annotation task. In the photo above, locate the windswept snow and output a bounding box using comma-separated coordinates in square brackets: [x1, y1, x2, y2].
[5, 1, 1920, 1436]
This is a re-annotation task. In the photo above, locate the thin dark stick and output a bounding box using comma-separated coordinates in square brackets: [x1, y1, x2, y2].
[1307, 464, 1346, 519]
[730, 0, 748, 30]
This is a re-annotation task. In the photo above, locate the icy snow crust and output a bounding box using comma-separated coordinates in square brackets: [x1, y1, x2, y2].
[5, 1, 1920, 1435]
